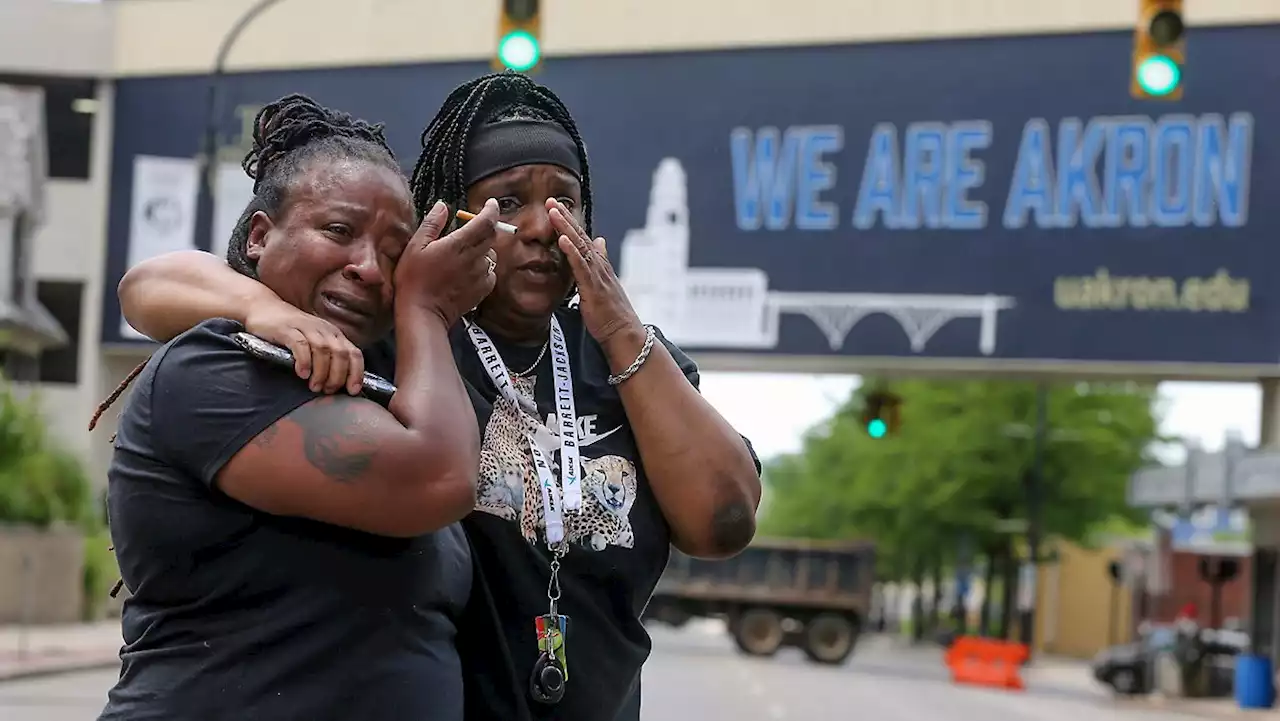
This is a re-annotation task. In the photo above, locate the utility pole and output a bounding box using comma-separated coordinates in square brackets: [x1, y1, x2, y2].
[1019, 382, 1048, 658]
[193, 0, 289, 252]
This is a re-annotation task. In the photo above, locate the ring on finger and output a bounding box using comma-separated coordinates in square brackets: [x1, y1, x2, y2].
[486, 257, 496, 274]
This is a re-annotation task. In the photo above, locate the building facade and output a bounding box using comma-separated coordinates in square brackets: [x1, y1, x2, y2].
[1, 0, 114, 475]
[1131, 441, 1280, 663]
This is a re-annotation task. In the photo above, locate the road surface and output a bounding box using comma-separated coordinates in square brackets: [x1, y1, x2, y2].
[0, 621, 1204, 720]
[639, 621, 1201, 721]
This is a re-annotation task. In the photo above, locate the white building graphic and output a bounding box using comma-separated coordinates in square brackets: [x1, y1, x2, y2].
[618, 158, 1017, 355]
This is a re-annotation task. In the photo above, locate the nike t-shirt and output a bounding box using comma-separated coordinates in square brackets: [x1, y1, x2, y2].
[100, 319, 472, 721]
[442, 307, 762, 721]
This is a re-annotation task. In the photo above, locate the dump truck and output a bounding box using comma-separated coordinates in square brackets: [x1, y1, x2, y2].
[643, 538, 875, 665]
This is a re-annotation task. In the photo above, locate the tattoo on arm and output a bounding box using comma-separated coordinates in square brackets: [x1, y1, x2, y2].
[252, 423, 280, 448]
[288, 396, 380, 483]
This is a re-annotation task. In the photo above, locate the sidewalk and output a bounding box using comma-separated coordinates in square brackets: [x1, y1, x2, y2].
[879, 634, 1280, 718]
[0, 621, 123, 682]
[1021, 654, 1101, 695]
[1115, 695, 1280, 720]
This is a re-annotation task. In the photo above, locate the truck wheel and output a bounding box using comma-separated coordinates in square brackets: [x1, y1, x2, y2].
[802, 613, 859, 665]
[733, 608, 785, 657]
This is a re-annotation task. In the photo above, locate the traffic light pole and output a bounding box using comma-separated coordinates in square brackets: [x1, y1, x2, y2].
[194, 0, 288, 253]
[1019, 382, 1048, 658]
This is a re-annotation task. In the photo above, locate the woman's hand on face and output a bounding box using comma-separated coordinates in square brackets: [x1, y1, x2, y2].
[244, 299, 367, 396]
[548, 198, 644, 348]
[395, 199, 499, 326]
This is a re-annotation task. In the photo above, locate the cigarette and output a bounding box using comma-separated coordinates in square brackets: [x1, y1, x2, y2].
[455, 209, 517, 235]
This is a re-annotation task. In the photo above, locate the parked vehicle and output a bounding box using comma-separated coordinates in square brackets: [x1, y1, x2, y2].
[1092, 626, 1248, 696]
[643, 538, 875, 665]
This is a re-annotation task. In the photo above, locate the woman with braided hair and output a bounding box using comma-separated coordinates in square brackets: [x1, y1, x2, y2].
[116, 72, 763, 721]
[96, 93, 501, 721]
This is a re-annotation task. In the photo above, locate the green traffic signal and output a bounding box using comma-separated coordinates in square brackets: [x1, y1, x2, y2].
[1136, 54, 1180, 96]
[498, 30, 540, 72]
[867, 418, 888, 439]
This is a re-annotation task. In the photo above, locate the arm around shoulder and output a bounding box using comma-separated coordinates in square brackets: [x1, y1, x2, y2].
[119, 250, 275, 342]
[151, 323, 478, 538]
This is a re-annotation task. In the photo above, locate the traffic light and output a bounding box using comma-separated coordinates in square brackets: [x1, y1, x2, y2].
[861, 390, 902, 439]
[1131, 0, 1185, 100]
[495, 0, 542, 73]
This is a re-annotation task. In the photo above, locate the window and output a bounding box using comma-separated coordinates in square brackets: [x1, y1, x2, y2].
[36, 280, 82, 385]
[0, 74, 97, 180]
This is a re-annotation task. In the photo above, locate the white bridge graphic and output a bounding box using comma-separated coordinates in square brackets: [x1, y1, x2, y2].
[618, 158, 1016, 354]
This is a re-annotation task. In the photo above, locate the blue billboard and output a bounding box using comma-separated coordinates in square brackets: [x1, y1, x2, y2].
[102, 25, 1279, 373]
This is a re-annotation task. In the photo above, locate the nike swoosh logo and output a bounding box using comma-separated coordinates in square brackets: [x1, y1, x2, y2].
[579, 425, 622, 448]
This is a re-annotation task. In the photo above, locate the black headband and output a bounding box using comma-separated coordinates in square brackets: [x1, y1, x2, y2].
[464, 118, 582, 186]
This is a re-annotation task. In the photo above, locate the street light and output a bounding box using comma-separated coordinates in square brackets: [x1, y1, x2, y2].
[497, 30, 541, 72]
[494, 0, 542, 73]
[866, 418, 888, 439]
[1130, 0, 1185, 101]
[1136, 55, 1181, 97]
[194, 0, 290, 253]
[861, 390, 902, 439]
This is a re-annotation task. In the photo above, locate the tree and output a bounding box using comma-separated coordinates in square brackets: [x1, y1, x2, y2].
[759, 378, 1160, 632]
[0, 384, 96, 529]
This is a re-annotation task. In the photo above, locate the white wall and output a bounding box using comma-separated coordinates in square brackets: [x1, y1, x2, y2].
[109, 0, 1280, 76]
[0, 0, 113, 76]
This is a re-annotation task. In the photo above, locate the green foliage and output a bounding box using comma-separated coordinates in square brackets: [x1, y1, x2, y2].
[0, 383, 113, 618]
[0, 385, 96, 529]
[759, 379, 1160, 576]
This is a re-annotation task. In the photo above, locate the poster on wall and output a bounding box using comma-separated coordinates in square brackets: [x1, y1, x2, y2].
[121, 155, 198, 340]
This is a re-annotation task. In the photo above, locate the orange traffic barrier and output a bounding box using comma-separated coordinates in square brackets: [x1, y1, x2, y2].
[943, 635, 1029, 691]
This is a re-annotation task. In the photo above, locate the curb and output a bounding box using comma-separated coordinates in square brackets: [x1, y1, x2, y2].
[0, 654, 119, 684]
[1113, 696, 1280, 720]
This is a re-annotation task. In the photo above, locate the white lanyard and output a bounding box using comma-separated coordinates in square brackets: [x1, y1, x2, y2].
[465, 316, 581, 546]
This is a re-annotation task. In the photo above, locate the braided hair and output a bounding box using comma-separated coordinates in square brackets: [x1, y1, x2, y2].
[226, 93, 401, 277]
[90, 93, 401, 438]
[409, 71, 592, 236]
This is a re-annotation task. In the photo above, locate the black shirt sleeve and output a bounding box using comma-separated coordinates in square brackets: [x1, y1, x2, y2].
[148, 318, 322, 487]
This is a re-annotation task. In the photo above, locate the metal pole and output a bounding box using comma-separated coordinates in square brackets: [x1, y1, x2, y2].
[194, 0, 288, 252]
[1020, 382, 1048, 658]
[17, 552, 31, 661]
[1108, 580, 1120, 646]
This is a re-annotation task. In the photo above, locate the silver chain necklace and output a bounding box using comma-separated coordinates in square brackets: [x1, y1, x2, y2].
[509, 338, 550, 378]
[470, 312, 549, 379]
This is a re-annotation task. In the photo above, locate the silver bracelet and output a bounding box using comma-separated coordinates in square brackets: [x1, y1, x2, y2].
[607, 325, 656, 386]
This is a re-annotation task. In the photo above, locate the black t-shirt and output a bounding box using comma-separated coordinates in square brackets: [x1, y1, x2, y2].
[448, 308, 761, 721]
[99, 318, 472, 721]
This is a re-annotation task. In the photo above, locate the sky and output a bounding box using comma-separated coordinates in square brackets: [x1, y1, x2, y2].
[696, 373, 1264, 465]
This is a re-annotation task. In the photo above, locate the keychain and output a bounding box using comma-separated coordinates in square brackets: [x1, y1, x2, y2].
[530, 546, 570, 705]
